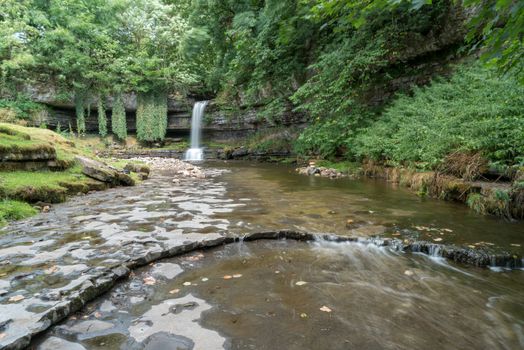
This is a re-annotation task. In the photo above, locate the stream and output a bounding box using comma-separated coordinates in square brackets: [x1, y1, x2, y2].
[0, 161, 522, 349]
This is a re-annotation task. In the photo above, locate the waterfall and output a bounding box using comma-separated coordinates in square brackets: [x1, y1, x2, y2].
[185, 101, 209, 161]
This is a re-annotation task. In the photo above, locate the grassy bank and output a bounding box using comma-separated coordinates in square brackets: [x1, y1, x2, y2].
[0, 123, 146, 227]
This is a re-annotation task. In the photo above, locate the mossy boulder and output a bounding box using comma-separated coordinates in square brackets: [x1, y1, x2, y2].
[76, 156, 135, 186]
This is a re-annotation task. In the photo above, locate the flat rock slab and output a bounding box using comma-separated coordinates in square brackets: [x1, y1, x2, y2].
[0, 171, 238, 350]
[37, 336, 87, 350]
[151, 263, 183, 280]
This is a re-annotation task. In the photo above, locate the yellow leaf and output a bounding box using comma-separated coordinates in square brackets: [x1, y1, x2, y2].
[9, 295, 24, 302]
[143, 276, 156, 285]
[319, 306, 332, 313]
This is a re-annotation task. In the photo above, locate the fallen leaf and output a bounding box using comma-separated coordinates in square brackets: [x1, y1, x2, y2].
[223, 275, 233, 280]
[232, 274, 242, 278]
[404, 270, 414, 276]
[295, 281, 307, 286]
[45, 266, 59, 274]
[433, 238, 443, 242]
[9, 295, 24, 302]
[300, 313, 308, 318]
[186, 253, 205, 262]
[319, 306, 332, 313]
[169, 289, 180, 294]
[183, 281, 191, 286]
[143, 276, 156, 285]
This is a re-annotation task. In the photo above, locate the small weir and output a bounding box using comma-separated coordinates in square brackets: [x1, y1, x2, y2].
[185, 101, 209, 161]
[32, 239, 524, 350]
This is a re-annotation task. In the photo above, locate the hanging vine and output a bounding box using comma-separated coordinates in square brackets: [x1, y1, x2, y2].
[97, 96, 108, 137]
[111, 93, 127, 141]
[136, 92, 168, 143]
[74, 92, 86, 135]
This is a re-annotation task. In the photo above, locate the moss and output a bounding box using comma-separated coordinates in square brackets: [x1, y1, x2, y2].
[0, 200, 38, 227]
[0, 166, 103, 203]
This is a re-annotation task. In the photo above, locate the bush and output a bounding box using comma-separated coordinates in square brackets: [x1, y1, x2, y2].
[293, 107, 374, 159]
[353, 65, 524, 169]
[0, 97, 46, 123]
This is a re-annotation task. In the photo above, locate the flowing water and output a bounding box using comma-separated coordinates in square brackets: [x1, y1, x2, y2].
[0, 161, 522, 349]
[32, 240, 524, 350]
[185, 101, 209, 161]
[215, 162, 524, 255]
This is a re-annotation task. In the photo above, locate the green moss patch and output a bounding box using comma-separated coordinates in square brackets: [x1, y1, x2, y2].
[0, 200, 38, 227]
[0, 166, 106, 203]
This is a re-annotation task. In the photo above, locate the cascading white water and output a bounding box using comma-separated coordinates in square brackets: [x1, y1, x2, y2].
[185, 101, 209, 161]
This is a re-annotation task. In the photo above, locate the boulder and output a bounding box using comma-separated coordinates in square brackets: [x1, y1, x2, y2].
[124, 162, 150, 176]
[76, 156, 135, 186]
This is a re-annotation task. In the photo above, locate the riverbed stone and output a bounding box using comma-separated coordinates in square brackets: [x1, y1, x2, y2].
[37, 336, 87, 350]
[64, 320, 114, 335]
[142, 332, 194, 350]
[151, 263, 183, 280]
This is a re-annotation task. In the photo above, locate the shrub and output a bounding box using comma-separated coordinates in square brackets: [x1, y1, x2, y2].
[353, 64, 524, 169]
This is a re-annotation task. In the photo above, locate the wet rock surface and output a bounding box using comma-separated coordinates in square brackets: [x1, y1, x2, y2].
[0, 163, 234, 349]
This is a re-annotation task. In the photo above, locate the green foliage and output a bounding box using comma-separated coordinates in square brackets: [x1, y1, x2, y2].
[1, 0, 197, 113]
[294, 107, 374, 159]
[353, 64, 524, 168]
[136, 92, 168, 143]
[111, 94, 127, 141]
[464, 0, 523, 83]
[97, 97, 108, 137]
[189, 0, 316, 104]
[0, 200, 37, 227]
[0, 97, 45, 121]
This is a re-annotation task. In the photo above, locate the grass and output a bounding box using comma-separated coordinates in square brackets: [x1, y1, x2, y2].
[0, 200, 38, 227]
[0, 165, 98, 203]
[0, 122, 87, 164]
[0, 124, 149, 225]
[316, 160, 361, 174]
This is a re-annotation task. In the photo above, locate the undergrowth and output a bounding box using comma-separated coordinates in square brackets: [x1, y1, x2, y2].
[0, 200, 38, 227]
